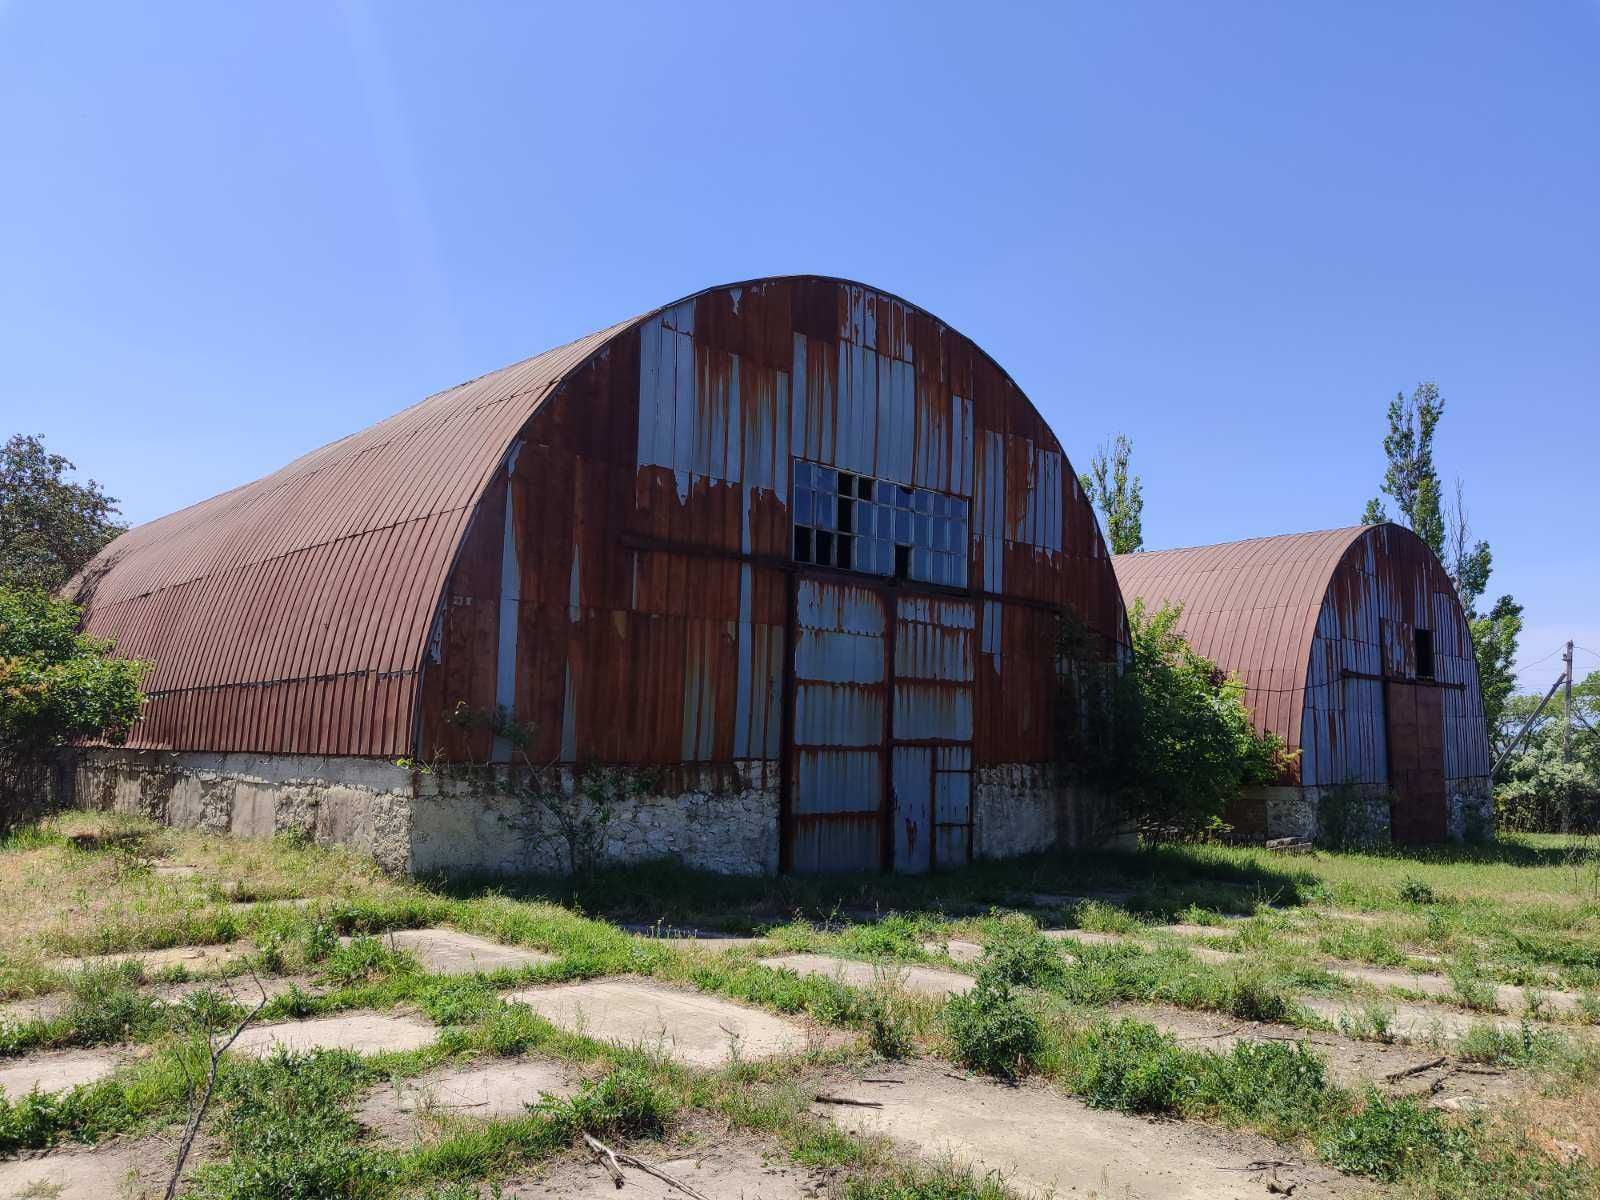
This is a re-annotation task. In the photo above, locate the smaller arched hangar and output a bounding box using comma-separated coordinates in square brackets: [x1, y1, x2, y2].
[1114, 524, 1492, 844]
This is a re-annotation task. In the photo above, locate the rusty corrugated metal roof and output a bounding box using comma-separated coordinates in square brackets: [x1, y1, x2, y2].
[1112, 526, 1374, 763]
[70, 319, 634, 757]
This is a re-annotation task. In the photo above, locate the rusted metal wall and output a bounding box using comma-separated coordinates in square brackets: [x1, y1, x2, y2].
[74, 275, 1124, 870]
[412, 277, 1126, 867]
[1113, 524, 1490, 796]
[1303, 523, 1489, 792]
[72, 322, 632, 758]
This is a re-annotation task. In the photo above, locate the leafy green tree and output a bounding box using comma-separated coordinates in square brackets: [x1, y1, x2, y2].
[1359, 384, 1519, 737]
[0, 434, 125, 593]
[1081, 433, 1144, 555]
[1495, 670, 1600, 832]
[1362, 383, 1445, 551]
[0, 588, 147, 827]
[1063, 601, 1289, 836]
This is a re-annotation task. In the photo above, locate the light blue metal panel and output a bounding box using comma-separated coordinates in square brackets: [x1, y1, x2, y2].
[934, 749, 972, 867]
[791, 749, 882, 874]
[794, 630, 885, 684]
[794, 683, 885, 747]
[892, 746, 932, 874]
[894, 684, 974, 742]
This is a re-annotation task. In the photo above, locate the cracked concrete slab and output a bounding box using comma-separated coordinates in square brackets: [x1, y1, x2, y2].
[517, 1139, 825, 1198]
[357, 928, 556, 976]
[1330, 963, 1587, 1015]
[231, 1011, 436, 1058]
[816, 1064, 1358, 1199]
[0, 1049, 121, 1096]
[358, 1057, 575, 1143]
[54, 942, 251, 976]
[1297, 994, 1596, 1044]
[924, 938, 984, 964]
[0, 1146, 146, 1199]
[506, 978, 811, 1067]
[758, 953, 975, 998]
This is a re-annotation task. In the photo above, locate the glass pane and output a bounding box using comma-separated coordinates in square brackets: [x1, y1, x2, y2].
[794, 488, 813, 526]
[876, 504, 893, 537]
[876, 480, 896, 504]
[815, 494, 835, 530]
[877, 540, 895, 575]
[817, 467, 837, 494]
[933, 494, 948, 517]
[896, 485, 913, 509]
[953, 554, 967, 586]
[914, 490, 933, 515]
[793, 461, 813, 489]
[934, 518, 950, 551]
[916, 513, 931, 547]
[895, 509, 912, 543]
[913, 546, 930, 581]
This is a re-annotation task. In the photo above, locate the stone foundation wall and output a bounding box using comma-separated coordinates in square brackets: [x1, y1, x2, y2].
[73, 748, 418, 871]
[71, 749, 780, 877]
[1446, 777, 1494, 843]
[408, 761, 780, 877]
[73, 751, 1118, 875]
[972, 764, 1116, 859]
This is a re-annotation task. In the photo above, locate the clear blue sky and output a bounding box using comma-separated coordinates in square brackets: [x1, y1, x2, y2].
[3, 1, 1596, 689]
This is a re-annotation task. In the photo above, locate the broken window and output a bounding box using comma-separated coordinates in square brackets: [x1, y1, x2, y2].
[791, 459, 968, 586]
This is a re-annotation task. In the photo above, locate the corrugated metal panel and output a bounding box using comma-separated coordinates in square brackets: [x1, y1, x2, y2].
[73, 322, 632, 757]
[790, 578, 887, 873]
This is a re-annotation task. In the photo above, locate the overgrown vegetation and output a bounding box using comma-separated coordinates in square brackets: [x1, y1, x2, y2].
[0, 588, 146, 829]
[1061, 600, 1290, 838]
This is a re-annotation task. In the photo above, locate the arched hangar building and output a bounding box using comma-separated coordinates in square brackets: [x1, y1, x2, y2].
[1113, 525, 1493, 844]
[71, 276, 1129, 875]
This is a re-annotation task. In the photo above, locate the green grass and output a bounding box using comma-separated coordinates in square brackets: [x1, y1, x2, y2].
[4, 815, 1600, 1200]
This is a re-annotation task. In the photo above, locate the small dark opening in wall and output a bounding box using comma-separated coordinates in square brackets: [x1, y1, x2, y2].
[894, 544, 911, 580]
[1414, 628, 1435, 679]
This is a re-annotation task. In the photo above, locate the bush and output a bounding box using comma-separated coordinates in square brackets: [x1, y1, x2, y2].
[1061, 601, 1291, 838]
[1398, 877, 1437, 905]
[536, 1066, 675, 1139]
[0, 588, 146, 828]
[941, 977, 1042, 1079]
[978, 918, 1068, 989]
[1062, 1019, 1189, 1113]
[1316, 1089, 1465, 1181]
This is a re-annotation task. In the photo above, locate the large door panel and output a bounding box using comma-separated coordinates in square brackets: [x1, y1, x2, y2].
[890, 596, 975, 871]
[1386, 681, 1447, 844]
[788, 578, 888, 872]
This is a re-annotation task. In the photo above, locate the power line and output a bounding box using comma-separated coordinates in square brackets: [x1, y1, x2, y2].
[1515, 645, 1564, 671]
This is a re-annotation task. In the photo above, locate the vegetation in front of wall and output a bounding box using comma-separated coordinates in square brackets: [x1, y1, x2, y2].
[0, 586, 147, 830]
[1058, 600, 1293, 840]
[1495, 669, 1600, 835]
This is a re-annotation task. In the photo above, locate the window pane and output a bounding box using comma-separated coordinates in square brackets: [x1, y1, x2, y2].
[896, 485, 913, 508]
[817, 468, 837, 494]
[916, 513, 931, 546]
[876, 480, 896, 504]
[914, 490, 933, 515]
[793, 461, 813, 489]
[953, 554, 967, 587]
[895, 509, 912, 543]
[913, 546, 930, 581]
[794, 488, 813, 526]
[877, 540, 895, 575]
[816, 493, 836, 530]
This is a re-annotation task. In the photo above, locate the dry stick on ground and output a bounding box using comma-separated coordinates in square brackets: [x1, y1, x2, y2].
[582, 1132, 626, 1189]
[1384, 1056, 1448, 1083]
[164, 966, 269, 1200]
[814, 1093, 885, 1108]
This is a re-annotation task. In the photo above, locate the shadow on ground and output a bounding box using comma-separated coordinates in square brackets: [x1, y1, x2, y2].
[421, 843, 1323, 931]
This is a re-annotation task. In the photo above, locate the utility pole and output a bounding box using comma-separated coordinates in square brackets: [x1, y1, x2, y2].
[1564, 640, 1575, 762]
